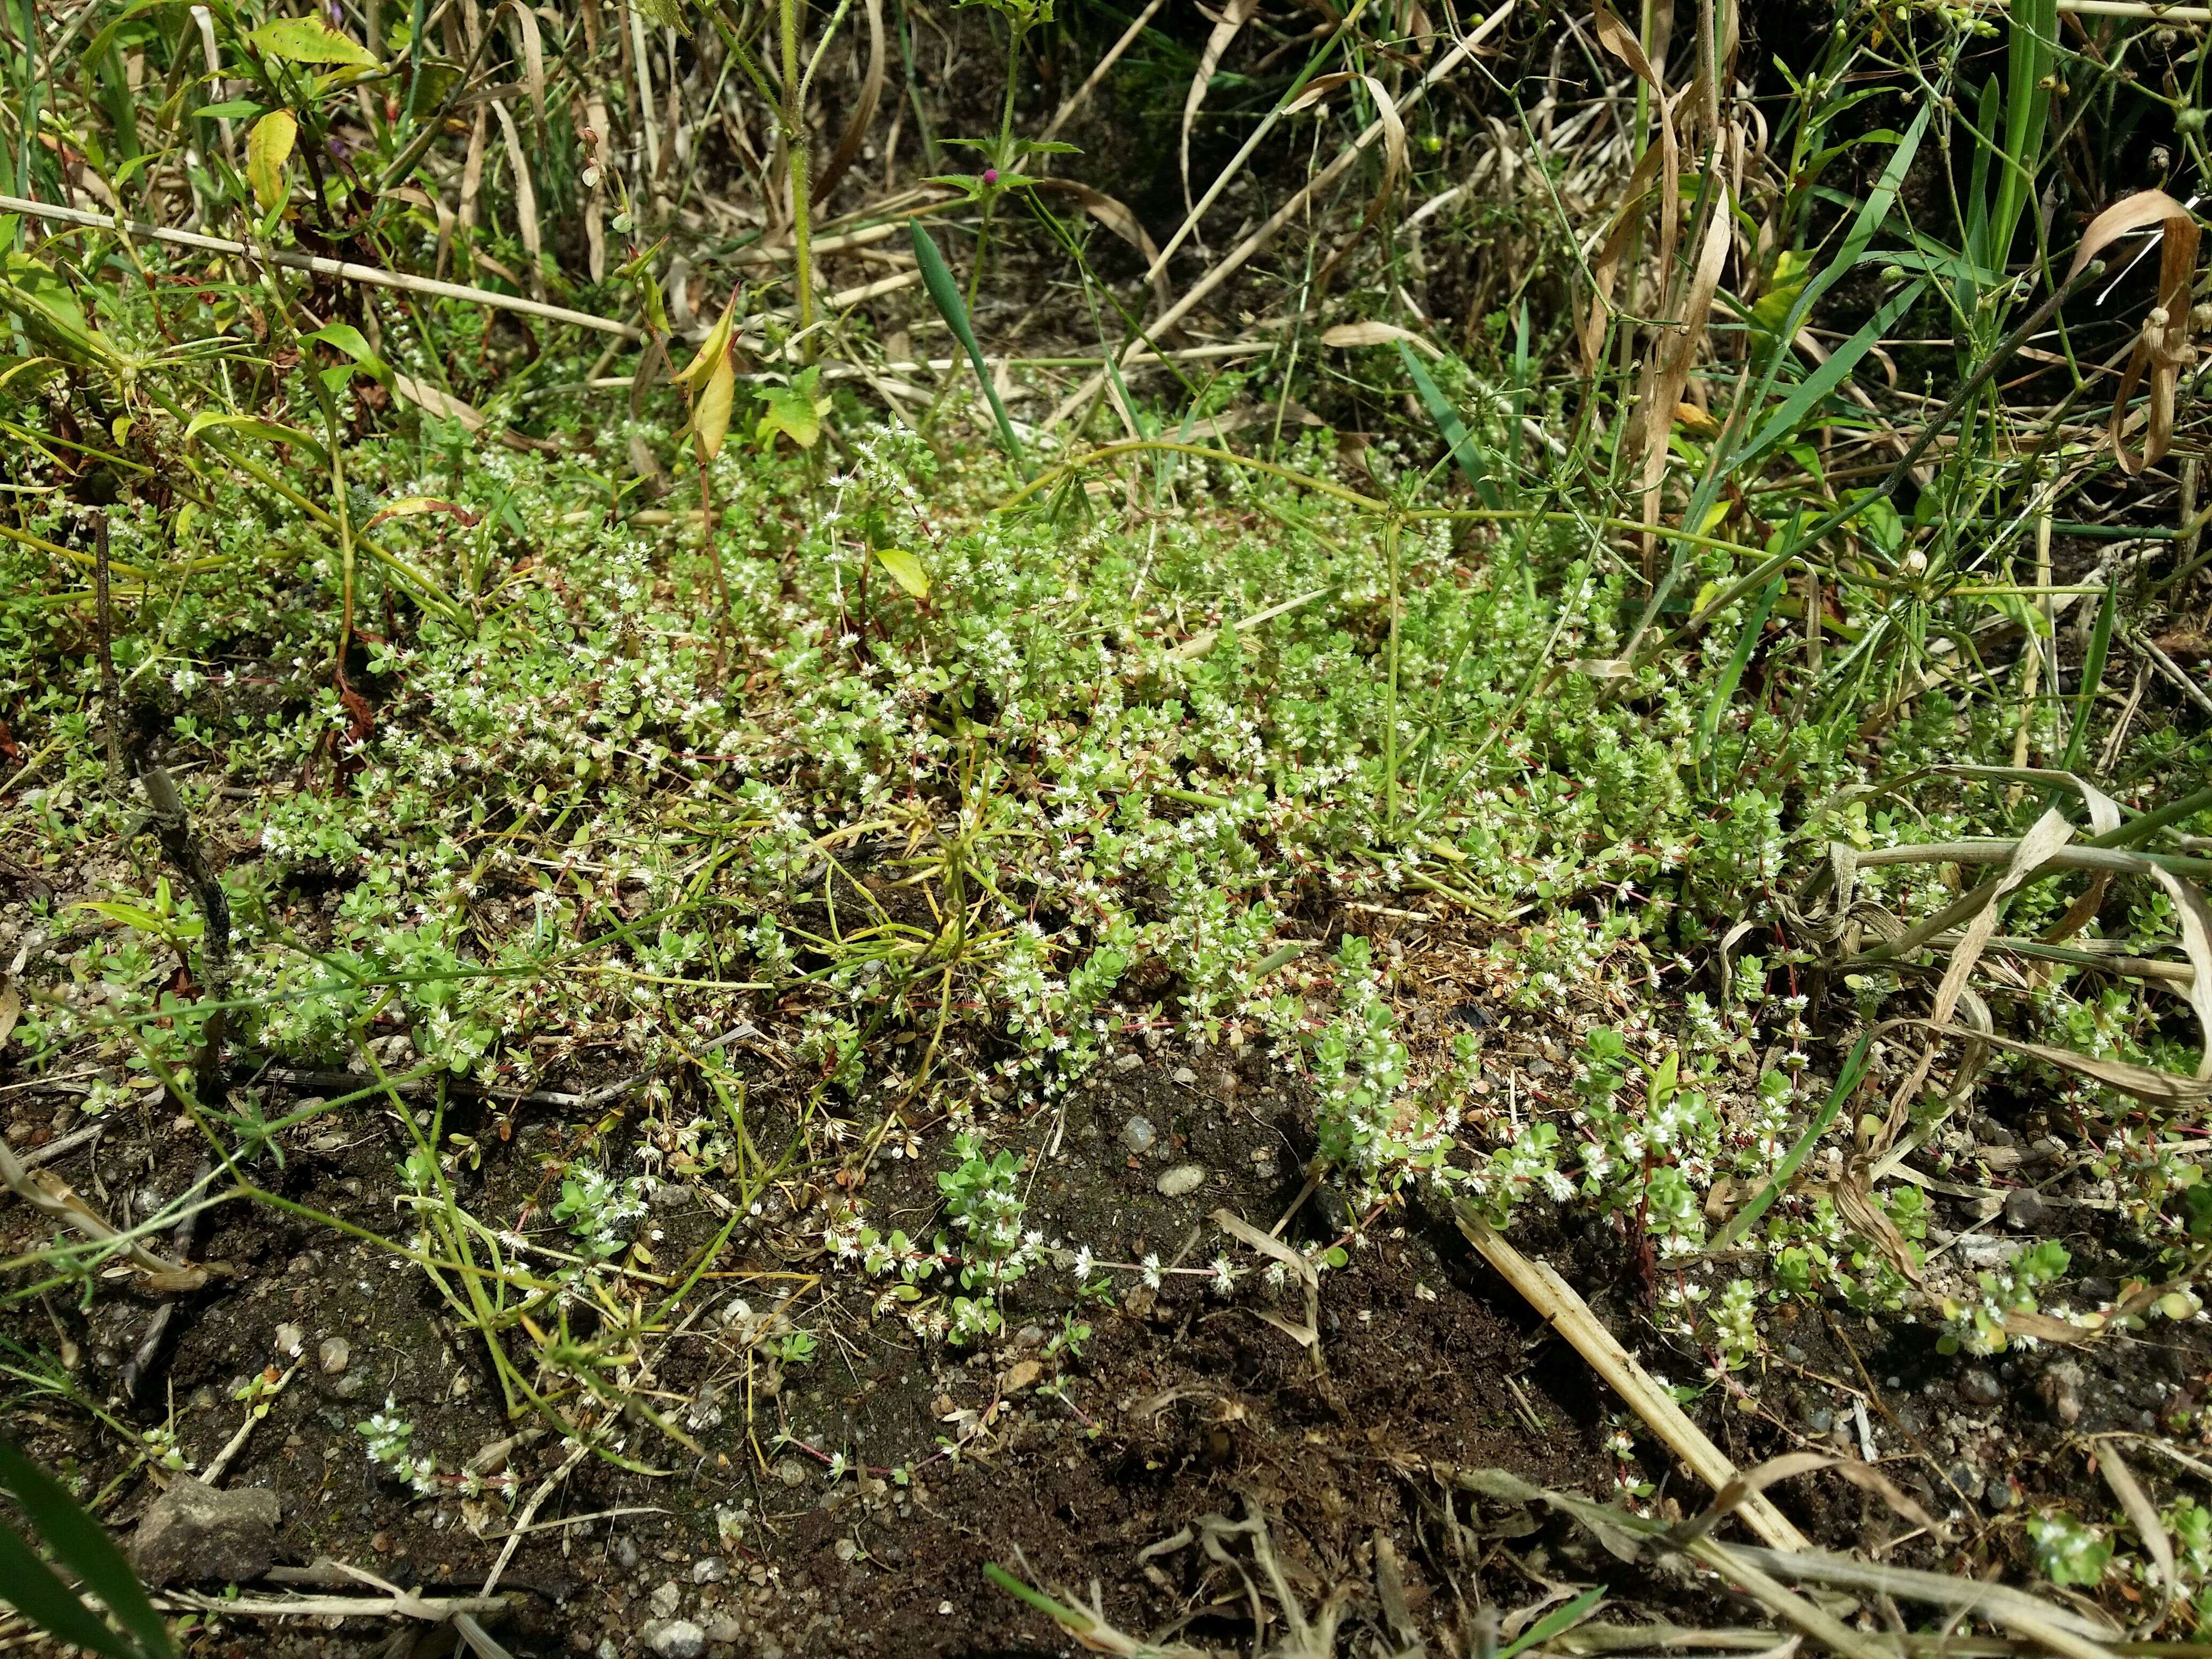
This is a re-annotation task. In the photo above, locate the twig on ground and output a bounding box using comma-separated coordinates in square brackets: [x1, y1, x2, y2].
[1451, 1200, 1811, 1551]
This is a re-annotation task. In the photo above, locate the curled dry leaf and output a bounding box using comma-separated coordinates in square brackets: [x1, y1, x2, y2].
[2066, 190, 2200, 474]
[1319, 319, 1440, 356]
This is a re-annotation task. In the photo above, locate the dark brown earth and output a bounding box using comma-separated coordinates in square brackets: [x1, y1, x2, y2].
[7, 925, 2212, 1656]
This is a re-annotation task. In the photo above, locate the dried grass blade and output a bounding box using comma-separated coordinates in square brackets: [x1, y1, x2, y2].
[2141, 868, 2212, 1077]
[1452, 1202, 1810, 1551]
[1032, 179, 1171, 308]
[2093, 1438, 2175, 1634]
[813, 0, 885, 204]
[1932, 806, 2073, 1027]
[489, 99, 545, 288]
[1182, 0, 1261, 227]
[1907, 1021, 2212, 1105]
[1674, 1450, 1947, 1549]
[499, 0, 545, 130]
[1044, 0, 1514, 430]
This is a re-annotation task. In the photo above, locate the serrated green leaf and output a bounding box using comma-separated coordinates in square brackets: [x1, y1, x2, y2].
[873, 547, 929, 599]
[248, 15, 377, 65]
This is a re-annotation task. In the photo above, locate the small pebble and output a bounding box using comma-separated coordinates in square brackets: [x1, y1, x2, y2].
[2004, 1187, 2049, 1230]
[1171, 1066, 1197, 1085]
[2039, 1360, 2086, 1425]
[1957, 1367, 2004, 1407]
[614, 1537, 641, 1570]
[1120, 1116, 1156, 1155]
[704, 1615, 744, 1644]
[776, 1458, 807, 1488]
[1156, 1163, 1207, 1198]
[646, 1620, 705, 1659]
[649, 1581, 682, 1618]
[691, 1557, 726, 1584]
[834, 1537, 858, 1562]
[319, 1337, 350, 1376]
[273, 1323, 304, 1358]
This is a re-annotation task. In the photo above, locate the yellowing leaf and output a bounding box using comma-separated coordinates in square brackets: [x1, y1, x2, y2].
[248, 16, 377, 65]
[873, 547, 929, 599]
[245, 109, 296, 212]
[694, 355, 736, 461]
[676, 292, 738, 391]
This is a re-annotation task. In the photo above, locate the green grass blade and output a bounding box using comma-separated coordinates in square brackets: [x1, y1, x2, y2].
[1993, 0, 2057, 263]
[1737, 280, 1924, 467]
[1498, 1583, 1609, 1659]
[2060, 576, 2117, 777]
[0, 1513, 145, 1659]
[1712, 1035, 1872, 1254]
[909, 218, 1028, 477]
[0, 1438, 171, 1659]
[1395, 341, 1499, 507]
[1693, 573, 1785, 779]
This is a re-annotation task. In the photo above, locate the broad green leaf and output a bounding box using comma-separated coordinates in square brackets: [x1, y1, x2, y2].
[873, 547, 929, 599]
[0, 1520, 141, 1659]
[753, 365, 828, 452]
[0, 1437, 173, 1659]
[1497, 1585, 1608, 1659]
[1693, 574, 1784, 777]
[301, 322, 388, 381]
[191, 100, 266, 121]
[244, 109, 295, 213]
[248, 15, 378, 65]
[1748, 249, 1809, 337]
[0, 253, 94, 347]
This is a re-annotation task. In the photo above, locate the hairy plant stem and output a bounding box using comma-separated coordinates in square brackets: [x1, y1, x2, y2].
[781, 0, 814, 351]
[1384, 515, 1402, 838]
